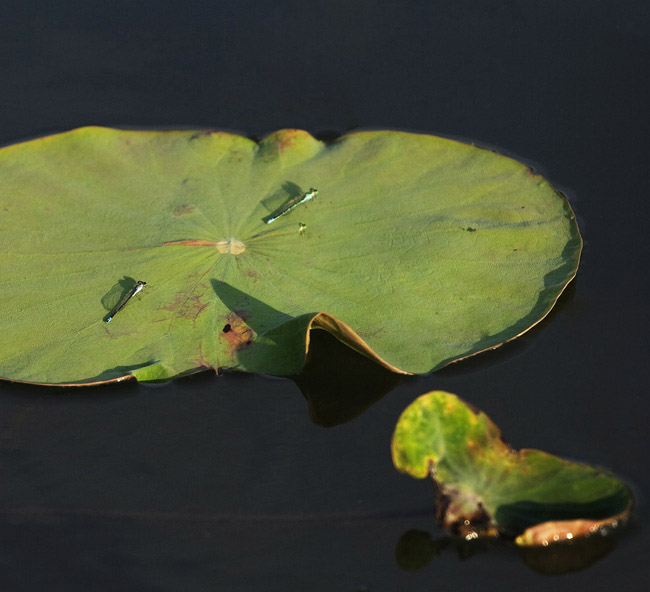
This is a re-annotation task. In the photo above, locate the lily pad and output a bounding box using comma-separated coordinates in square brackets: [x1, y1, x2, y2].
[0, 127, 581, 385]
[391, 391, 632, 546]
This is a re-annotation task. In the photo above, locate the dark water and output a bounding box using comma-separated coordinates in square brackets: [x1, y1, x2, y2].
[1, 1, 649, 590]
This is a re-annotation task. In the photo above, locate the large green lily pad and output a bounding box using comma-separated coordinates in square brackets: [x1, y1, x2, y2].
[391, 391, 632, 546]
[0, 127, 581, 385]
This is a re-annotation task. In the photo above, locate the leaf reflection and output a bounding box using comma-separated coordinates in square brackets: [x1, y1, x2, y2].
[395, 528, 619, 576]
[290, 328, 407, 427]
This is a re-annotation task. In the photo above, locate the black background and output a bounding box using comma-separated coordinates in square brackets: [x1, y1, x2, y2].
[0, 1, 649, 590]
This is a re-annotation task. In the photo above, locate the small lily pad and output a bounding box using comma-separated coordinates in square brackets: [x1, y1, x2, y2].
[0, 128, 581, 385]
[391, 391, 632, 546]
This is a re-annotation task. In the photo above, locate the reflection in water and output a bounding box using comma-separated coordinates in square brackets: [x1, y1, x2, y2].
[395, 528, 618, 576]
[521, 536, 617, 575]
[290, 328, 407, 427]
[289, 281, 578, 427]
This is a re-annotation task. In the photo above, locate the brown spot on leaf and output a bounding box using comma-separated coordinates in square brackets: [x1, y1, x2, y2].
[189, 129, 218, 141]
[194, 343, 213, 371]
[220, 311, 255, 356]
[277, 129, 302, 153]
[464, 438, 487, 461]
[103, 326, 120, 339]
[160, 289, 210, 327]
[173, 204, 196, 216]
[163, 239, 218, 247]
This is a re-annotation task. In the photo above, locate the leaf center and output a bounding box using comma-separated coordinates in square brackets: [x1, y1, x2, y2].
[216, 238, 246, 255]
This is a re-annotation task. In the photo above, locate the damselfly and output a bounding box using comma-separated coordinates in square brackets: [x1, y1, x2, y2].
[264, 188, 318, 224]
[105, 280, 146, 323]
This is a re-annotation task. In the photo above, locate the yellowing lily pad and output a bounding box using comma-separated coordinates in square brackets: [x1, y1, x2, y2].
[0, 128, 581, 385]
[391, 391, 632, 546]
